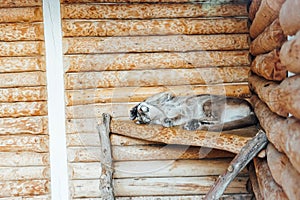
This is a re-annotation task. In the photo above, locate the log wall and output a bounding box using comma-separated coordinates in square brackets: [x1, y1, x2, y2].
[248, 0, 300, 199]
[61, 0, 252, 199]
[0, 0, 50, 199]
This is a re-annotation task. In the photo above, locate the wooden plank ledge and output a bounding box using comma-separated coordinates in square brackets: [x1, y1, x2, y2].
[110, 119, 259, 156]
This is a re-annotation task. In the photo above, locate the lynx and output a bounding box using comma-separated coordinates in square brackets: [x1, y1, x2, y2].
[130, 92, 257, 131]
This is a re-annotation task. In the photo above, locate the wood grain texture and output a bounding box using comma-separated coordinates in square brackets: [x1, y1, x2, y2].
[0, 195, 50, 200]
[65, 67, 249, 89]
[66, 84, 250, 106]
[250, 19, 286, 56]
[0, 180, 49, 197]
[0, 87, 47, 102]
[110, 120, 256, 155]
[0, 116, 48, 135]
[251, 95, 300, 174]
[248, 163, 263, 200]
[248, 0, 262, 21]
[63, 18, 248, 37]
[249, 74, 300, 118]
[0, 0, 42, 7]
[64, 50, 250, 72]
[0, 102, 47, 118]
[0, 152, 49, 167]
[67, 132, 100, 147]
[279, 0, 300, 36]
[61, 0, 248, 3]
[114, 176, 248, 196]
[0, 135, 49, 153]
[0, 166, 49, 181]
[0, 57, 45, 73]
[62, 3, 247, 19]
[280, 31, 300, 74]
[66, 118, 98, 134]
[253, 158, 288, 200]
[115, 195, 253, 200]
[0, 7, 42, 23]
[68, 147, 101, 162]
[249, 0, 285, 39]
[0, 72, 46, 88]
[250, 49, 286, 81]
[0, 41, 44, 56]
[0, 23, 43, 42]
[64, 35, 248, 54]
[266, 144, 300, 200]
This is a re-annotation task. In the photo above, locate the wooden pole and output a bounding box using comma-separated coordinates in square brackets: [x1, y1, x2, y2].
[97, 113, 114, 199]
[279, 0, 300, 36]
[248, 162, 264, 200]
[248, 0, 262, 21]
[204, 130, 268, 200]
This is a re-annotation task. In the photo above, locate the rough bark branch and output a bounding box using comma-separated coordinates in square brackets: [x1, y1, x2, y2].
[204, 130, 268, 200]
[97, 113, 114, 199]
[248, 0, 262, 21]
[248, 162, 264, 200]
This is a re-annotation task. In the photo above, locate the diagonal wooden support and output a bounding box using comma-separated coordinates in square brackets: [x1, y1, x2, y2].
[204, 129, 268, 200]
[97, 113, 115, 199]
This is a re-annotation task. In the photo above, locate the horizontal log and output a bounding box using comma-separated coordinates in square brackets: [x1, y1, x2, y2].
[71, 179, 102, 198]
[0, 166, 49, 181]
[0, 0, 42, 7]
[250, 19, 286, 56]
[64, 50, 250, 72]
[0, 195, 50, 200]
[0, 41, 44, 56]
[0, 180, 49, 197]
[111, 133, 162, 146]
[67, 132, 100, 147]
[63, 18, 248, 37]
[65, 67, 249, 89]
[66, 83, 251, 106]
[0, 102, 47, 118]
[62, 3, 247, 19]
[0, 135, 49, 153]
[250, 49, 286, 81]
[116, 195, 253, 200]
[114, 176, 248, 196]
[0, 72, 46, 88]
[251, 95, 300, 174]
[0, 152, 49, 167]
[66, 118, 98, 134]
[110, 120, 256, 155]
[0, 116, 48, 135]
[248, 0, 262, 21]
[0, 57, 45, 73]
[267, 143, 300, 200]
[253, 158, 288, 199]
[280, 31, 300, 74]
[0, 23, 43, 42]
[249, 0, 285, 39]
[279, 0, 300, 36]
[68, 147, 101, 162]
[249, 74, 300, 118]
[0, 7, 42, 23]
[61, 0, 248, 2]
[64, 34, 248, 54]
[0, 86, 47, 103]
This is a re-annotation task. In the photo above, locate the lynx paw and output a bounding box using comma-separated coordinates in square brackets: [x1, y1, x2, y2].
[163, 118, 173, 127]
[183, 119, 201, 131]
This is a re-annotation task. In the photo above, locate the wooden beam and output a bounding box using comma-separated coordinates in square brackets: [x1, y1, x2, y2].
[63, 18, 248, 37]
[64, 50, 250, 72]
[65, 67, 249, 90]
[248, 0, 262, 21]
[63, 35, 249, 54]
[249, 74, 300, 119]
[0, 0, 42, 7]
[249, 0, 285, 39]
[250, 49, 286, 81]
[62, 3, 247, 19]
[280, 31, 300, 74]
[266, 143, 300, 200]
[0, 152, 49, 167]
[250, 18, 286, 56]
[66, 84, 251, 106]
[61, 0, 248, 3]
[115, 195, 253, 200]
[0, 102, 47, 118]
[0, 87, 47, 103]
[110, 119, 257, 155]
[251, 95, 300, 174]
[0, 41, 44, 56]
[0, 72, 46, 88]
[0, 57, 45, 73]
[253, 158, 288, 199]
[0, 166, 49, 181]
[279, 0, 300, 36]
[0, 23, 43, 41]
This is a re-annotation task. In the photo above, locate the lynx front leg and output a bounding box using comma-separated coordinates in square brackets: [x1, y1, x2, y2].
[182, 119, 202, 131]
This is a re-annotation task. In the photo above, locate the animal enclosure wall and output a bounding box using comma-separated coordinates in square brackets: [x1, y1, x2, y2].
[0, 0, 50, 199]
[61, 0, 253, 199]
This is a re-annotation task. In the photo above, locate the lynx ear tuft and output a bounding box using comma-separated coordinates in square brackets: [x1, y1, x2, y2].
[129, 105, 138, 120]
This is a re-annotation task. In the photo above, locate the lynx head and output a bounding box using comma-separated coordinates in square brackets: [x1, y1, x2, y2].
[130, 92, 174, 124]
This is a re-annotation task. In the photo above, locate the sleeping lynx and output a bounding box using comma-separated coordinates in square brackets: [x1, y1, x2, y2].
[130, 92, 257, 131]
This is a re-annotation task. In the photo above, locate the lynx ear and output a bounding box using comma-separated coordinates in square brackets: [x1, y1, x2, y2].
[145, 92, 174, 105]
[129, 105, 138, 120]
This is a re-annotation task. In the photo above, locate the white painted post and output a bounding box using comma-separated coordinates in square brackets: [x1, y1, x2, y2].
[43, 0, 70, 199]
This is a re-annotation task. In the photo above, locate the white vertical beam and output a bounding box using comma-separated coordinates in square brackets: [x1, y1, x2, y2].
[43, 0, 70, 199]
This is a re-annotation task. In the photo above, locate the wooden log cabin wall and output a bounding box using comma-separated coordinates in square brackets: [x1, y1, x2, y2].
[0, 0, 50, 199]
[248, 0, 300, 199]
